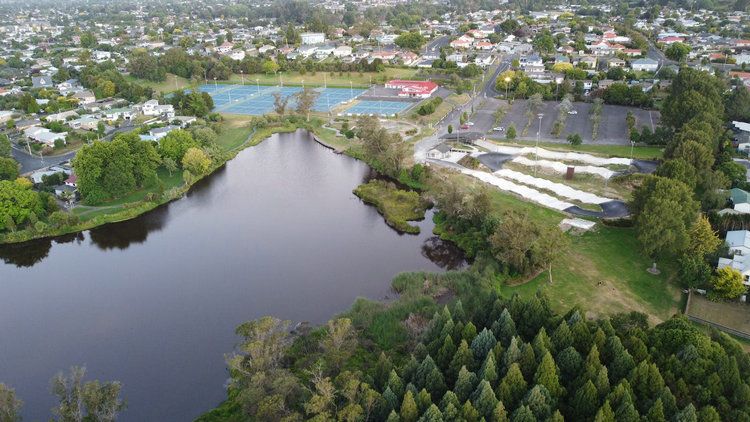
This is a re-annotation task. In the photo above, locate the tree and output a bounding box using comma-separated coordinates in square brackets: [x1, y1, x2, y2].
[293, 87, 321, 122]
[0, 179, 44, 231]
[97, 121, 106, 138]
[272, 92, 290, 120]
[665, 42, 691, 62]
[0, 383, 22, 422]
[661, 68, 724, 130]
[534, 352, 563, 400]
[687, 215, 721, 258]
[401, 390, 418, 422]
[51, 366, 126, 422]
[182, 147, 211, 176]
[506, 123, 517, 140]
[629, 176, 698, 265]
[395, 31, 426, 50]
[18, 94, 39, 114]
[678, 254, 712, 289]
[496, 363, 527, 410]
[159, 130, 200, 164]
[566, 133, 582, 146]
[0, 134, 10, 158]
[262, 60, 280, 74]
[0, 158, 19, 181]
[711, 267, 746, 299]
[163, 157, 177, 177]
[127, 50, 165, 82]
[725, 86, 750, 121]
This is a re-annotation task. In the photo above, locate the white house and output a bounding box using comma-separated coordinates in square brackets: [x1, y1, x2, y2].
[301, 32, 325, 45]
[631, 58, 658, 72]
[141, 100, 175, 117]
[718, 230, 750, 285]
[333, 45, 352, 57]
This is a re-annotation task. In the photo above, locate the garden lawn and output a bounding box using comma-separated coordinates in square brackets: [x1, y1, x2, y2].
[503, 226, 681, 324]
[216, 114, 254, 151]
[83, 167, 184, 207]
[125, 73, 193, 94]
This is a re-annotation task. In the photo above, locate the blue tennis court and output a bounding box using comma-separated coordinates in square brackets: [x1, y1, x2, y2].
[195, 84, 366, 115]
[340, 101, 413, 116]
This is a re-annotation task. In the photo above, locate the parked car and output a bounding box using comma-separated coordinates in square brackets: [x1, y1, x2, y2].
[466, 122, 474, 126]
[493, 127, 504, 131]
[568, 110, 578, 115]
[460, 125, 470, 130]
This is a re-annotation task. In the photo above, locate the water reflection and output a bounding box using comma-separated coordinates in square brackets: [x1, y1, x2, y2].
[421, 236, 468, 271]
[88, 205, 169, 250]
[0, 239, 52, 267]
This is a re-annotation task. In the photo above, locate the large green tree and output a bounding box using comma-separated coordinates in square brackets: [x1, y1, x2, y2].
[661, 68, 724, 130]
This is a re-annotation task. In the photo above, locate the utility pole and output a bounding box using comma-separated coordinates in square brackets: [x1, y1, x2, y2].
[535, 113, 543, 177]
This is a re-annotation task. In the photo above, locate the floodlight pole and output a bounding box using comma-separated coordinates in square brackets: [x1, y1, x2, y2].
[535, 113, 543, 177]
[630, 140, 635, 161]
[256, 78, 260, 94]
[240, 70, 244, 86]
[213, 77, 217, 92]
[350, 81, 353, 99]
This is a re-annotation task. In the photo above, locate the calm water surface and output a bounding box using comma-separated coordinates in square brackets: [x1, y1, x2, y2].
[0, 130, 464, 421]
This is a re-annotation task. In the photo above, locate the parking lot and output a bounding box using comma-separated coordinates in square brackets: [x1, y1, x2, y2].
[488, 100, 660, 145]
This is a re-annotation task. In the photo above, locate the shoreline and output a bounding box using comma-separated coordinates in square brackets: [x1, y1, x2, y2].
[0, 123, 314, 246]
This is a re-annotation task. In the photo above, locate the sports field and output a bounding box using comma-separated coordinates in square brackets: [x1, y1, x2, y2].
[196, 84, 366, 115]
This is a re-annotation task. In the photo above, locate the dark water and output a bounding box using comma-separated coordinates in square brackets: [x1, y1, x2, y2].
[0, 130, 464, 422]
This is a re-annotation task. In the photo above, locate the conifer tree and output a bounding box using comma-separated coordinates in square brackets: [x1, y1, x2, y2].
[551, 321, 572, 353]
[416, 389, 432, 415]
[478, 354, 498, 385]
[452, 299, 466, 323]
[594, 400, 616, 422]
[493, 309, 517, 347]
[383, 387, 399, 415]
[646, 398, 667, 422]
[454, 366, 478, 403]
[518, 344, 536, 382]
[471, 329, 498, 361]
[472, 380, 499, 419]
[401, 391, 418, 422]
[417, 404, 443, 422]
[502, 338, 521, 374]
[555, 346, 583, 385]
[572, 380, 599, 420]
[426, 368, 447, 400]
[523, 384, 553, 420]
[439, 391, 461, 412]
[534, 352, 563, 400]
[531, 327, 551, 359]
[387, 370, 405, 398]
[450, 340, 475, 381]
[463, 322, 478, 344]
[675, 404, 698, 422]
[495, 363, 527, 410]
[387, 410, 401, 422]
[415, 356, 438, 390]
[375, 352, 394, 391]
[510, 405, 535, 422]
[493, 401, 508, 422]
[437, 335, 456, 370]
[461, 400, 480, 422]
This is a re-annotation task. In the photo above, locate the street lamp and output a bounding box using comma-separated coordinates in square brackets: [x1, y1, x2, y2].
[279, 72, 283, 87]
[240, 70, 244, 86]
[256, 78, 260, 94]
[504, 76, 510, 99]
[535, 113, 543, 177]
[301, 79, 304, 89]
[630, 140, 635, 161]
[349, 81, 353, 99]
[213, 77, 217, 92]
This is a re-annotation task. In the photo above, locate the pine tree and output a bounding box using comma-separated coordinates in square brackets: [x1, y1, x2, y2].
[570, 321, 592, 354]
[461, 400, 480, 422]
[388, 370, 405, 399]
[594, 400, 616, 422]
[454, 366, 478, 403]
[471, 329, 498, 361]
[556, 346, 583, 385]
[674, 404, 698, 422]
[522, 384, 552, 421]
[518, 343, 536, 383]
[509, 405, 535, 422]
[401, 356, 419, 386]
[387, 410, 401, 422]
[426, 368, 447, 400]
[646, 398, 667, 422]
[531, 327, 551, 359]
[375, 352, 394, 391]
[593, 366, 610, 399]
[439, 321, 456, 346]
[613, 391, 640, 422]
[414, 343, 429, 361]
[695, 405, 718, 422]
[415, 356, 438, 389]
[463, 322, 478, 344]
[519, 295, 549, 340]
[472, 380, 499, 419]
[449, 340, 475, 381]
[493, 401, 508, 422]
[495, 363, 527, 411]
[478, 354, 498, 385]
[502, 337, 521, 374]
[572, 380, 599, 420]
[383, 387, 399, 415]
[629, 361, 664, 404]
[534, 351, 563, 400]
[493, 309, 517, 347]
[551, 321, 572, 353]
[453, 299, 466, 323]
[401, 391, 419, 422]
[439, 391, 461, 412]
[657, 387, 677, 419]
[416, 389, 432, 415]
[417, 404, 443, 422]
[443, 403, 459, 421]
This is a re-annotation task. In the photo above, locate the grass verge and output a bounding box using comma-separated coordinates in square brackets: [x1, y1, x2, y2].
[353, 179, 429, 234]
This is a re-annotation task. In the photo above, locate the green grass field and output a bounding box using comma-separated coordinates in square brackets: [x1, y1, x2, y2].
[488, 139, 664, 160]
[446, 93, 471, 105]
[687, 294, 750, 335]
[227, 68, 417, 87]
[124, 73, 193, 94]
[216, 114, 254, 151]
[82, 167, 184, 207]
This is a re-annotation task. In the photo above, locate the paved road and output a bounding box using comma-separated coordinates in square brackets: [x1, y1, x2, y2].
[422, 35, 451, 55]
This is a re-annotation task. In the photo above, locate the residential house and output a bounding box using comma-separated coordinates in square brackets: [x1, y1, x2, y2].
[718, 230, 750, 285]
[385, 80, 438, 98]
[0, 111, 12, 124]
[631, 58, 658, 72]
[314, 45, 335, 59]
[72, 90, 96, 104]
[25, 128, 66, 146]
[607, 58, 626, 68]
[731, 188, 750, 213]
[427, 143, 452, 159]
[622, 49, 642, 57]
[31, 75, 53, 89]
[68, 116, 99, 130]
[104, 107, 136, 121]
[579, 56, 597, 69]
[149, 125, 181, 141]
[333, 45, 352, 57]
[258, 45, 275, 55]
[46, 110, 78, 122]
[141, 100, 175, 117]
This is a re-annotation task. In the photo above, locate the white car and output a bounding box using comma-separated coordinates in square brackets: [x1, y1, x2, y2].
[467, 122, 474, 126]
[568, 110, 578, 115]
[493, 127, 504, 131]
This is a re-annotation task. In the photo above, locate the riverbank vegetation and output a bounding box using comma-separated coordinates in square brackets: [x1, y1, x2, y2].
[354, 179, 430, 234]
[198, 269, 750, 422]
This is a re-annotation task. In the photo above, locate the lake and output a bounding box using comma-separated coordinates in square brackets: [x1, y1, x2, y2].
[0, 130, 464, 421]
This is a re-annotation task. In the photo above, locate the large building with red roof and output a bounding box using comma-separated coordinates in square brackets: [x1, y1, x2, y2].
[385, 80, 438, 98]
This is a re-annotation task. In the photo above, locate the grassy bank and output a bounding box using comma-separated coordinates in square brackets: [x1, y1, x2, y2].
[353, 179, 429, 234]
[124, 73, 193, 94]
[487, 138, 664, 160]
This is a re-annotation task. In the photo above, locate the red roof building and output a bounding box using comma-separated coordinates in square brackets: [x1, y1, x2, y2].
[385, 80, 438, 98]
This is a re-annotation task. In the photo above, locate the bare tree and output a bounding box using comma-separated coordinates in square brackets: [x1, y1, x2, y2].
[293, 87, 321, 122]
[51, 366, 127, 422]
[272, 92, 290, 120]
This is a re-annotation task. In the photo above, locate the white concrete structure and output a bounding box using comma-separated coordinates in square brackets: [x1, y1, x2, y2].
[300, 32, 325, 45]
[475, 140, 632, 166]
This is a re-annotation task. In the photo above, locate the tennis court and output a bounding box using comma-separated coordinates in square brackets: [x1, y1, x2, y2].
[195, 84, 366, 115]
[339, 101, 413, 117]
